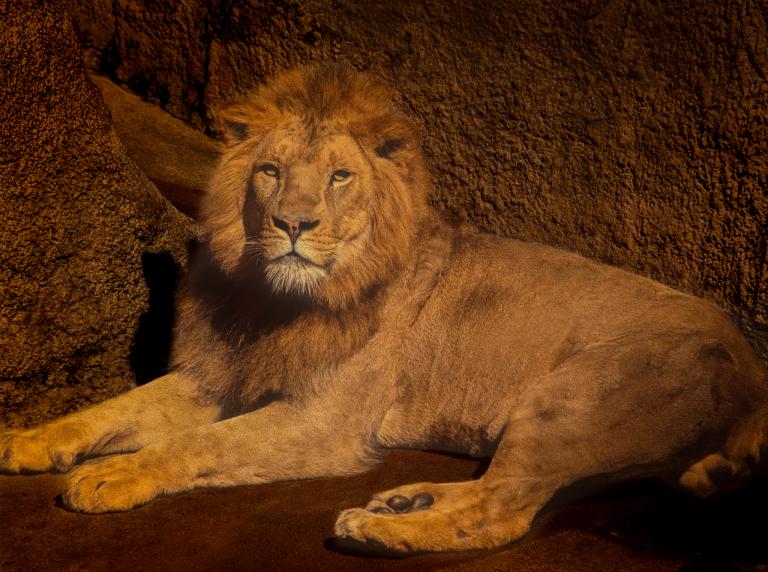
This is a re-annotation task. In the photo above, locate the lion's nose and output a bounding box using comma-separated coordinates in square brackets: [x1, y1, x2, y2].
[272, 215, 320, 244]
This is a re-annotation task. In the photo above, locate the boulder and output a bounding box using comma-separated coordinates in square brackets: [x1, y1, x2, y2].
[0, 1, 195, 427]
[90, 74, 222, 220]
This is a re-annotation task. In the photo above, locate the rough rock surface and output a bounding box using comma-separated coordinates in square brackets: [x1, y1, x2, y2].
[0, 2, 195, 427]
[61, 0, 768, 359]
[91, 74, 222, 219]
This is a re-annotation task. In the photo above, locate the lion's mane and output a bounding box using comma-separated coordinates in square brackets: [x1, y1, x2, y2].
[170, 64, 439, 406]
[201, 64, 432, 309]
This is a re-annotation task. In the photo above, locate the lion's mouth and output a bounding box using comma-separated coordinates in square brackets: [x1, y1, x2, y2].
[264, 249, 329, 296]
[275, 251, 325, 268]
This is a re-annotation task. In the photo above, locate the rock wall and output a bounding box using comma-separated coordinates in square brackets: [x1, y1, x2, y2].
[0, 1, 195, 427]
[60, 0, 768, 359]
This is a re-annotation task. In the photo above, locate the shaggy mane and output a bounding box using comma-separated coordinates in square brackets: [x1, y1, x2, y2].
[199, 63, 432, 310]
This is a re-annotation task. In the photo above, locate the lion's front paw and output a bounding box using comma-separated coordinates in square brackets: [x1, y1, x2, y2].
[0, 428, 79, 474]
[63, 455, 164, 513]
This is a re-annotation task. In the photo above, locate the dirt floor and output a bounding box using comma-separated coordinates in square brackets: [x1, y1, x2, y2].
[2, 450, 768, 571]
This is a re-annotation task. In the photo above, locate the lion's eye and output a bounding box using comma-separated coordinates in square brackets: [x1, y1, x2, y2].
[331, 170, 351, 183]
[257, 163, 280, 178]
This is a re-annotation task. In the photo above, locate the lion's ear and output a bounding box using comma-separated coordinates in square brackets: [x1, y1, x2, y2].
[359, 112, 421, 163]
[214, 102, 258, 146]
[375, 138, 406, 159]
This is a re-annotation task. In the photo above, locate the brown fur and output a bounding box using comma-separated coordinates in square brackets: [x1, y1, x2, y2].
[2, 64, 768, 553]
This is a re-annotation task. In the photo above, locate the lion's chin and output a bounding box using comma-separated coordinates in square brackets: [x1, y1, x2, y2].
[264, 255, 327, 297]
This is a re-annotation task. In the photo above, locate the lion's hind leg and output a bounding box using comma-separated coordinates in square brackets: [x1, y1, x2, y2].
[335, 334, 753, 553]
[681, 403, 768, 497]
[334, 477, 556, 553]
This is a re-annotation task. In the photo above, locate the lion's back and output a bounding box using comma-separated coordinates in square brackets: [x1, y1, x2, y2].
[398, 230, 749, 399]
[438, 231, 730, 339]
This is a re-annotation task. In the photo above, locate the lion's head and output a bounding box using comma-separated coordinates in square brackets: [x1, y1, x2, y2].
[202, 64, 430, 310]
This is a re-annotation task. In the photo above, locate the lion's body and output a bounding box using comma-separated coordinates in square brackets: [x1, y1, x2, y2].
[2, 64, 768, 553]
[379, 233, 767, 460]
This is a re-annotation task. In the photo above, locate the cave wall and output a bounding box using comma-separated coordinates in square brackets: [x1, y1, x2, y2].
[0, 1, 195, 427]
[60, 0, 768, 358]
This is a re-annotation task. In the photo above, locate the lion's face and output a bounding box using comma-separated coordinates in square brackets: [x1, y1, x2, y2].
[247, 127, 375, 297]
[202, 64, 430, 309]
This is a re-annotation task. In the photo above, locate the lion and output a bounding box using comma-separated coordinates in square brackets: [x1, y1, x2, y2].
[2, 63, 768, 554]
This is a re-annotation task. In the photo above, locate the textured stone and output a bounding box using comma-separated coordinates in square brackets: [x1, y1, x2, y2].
[0, 1, 195, 427]
[61, 0, 768, 359]
[91, 74, 222, 219]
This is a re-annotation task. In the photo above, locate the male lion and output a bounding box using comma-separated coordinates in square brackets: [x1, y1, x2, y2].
[2, 64, 767, 553]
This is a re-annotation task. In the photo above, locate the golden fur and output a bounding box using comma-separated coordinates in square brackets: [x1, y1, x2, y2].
[2, 64, 768, 553]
